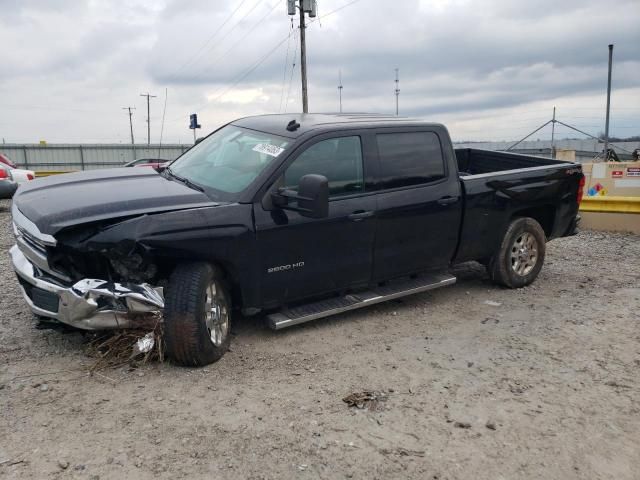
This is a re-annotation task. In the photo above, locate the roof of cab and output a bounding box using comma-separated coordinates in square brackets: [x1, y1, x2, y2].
[230, 113, 443, 138]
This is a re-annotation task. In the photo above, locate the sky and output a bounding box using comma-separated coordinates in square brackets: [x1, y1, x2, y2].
[0, 0, 638, 144]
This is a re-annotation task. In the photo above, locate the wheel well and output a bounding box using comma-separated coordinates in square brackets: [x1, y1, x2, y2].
[158, 258, 243, 307]
[511, 205, 555, 238]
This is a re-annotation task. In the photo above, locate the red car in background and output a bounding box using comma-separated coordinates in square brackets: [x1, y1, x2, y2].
[0, 153, 18, 169]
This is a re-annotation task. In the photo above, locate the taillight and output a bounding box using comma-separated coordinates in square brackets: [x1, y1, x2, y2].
[27, 173, 34, 180]
[0, 169, 8, 180]
[577, 175, 585, 206]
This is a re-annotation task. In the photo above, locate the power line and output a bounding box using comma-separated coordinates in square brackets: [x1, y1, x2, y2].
[169, 30, 294, 121]
[195, 0, 265, 65]
[279, 19, 295, 112]
[174, 0, 264, 81]
[158, 88, 168, 157]
[284, 28, 299, 113]
[307, 0, 362, 25]
[169, 0, 251, 77]
[207, 32, 293, 105]
[187, 0, 280, 83]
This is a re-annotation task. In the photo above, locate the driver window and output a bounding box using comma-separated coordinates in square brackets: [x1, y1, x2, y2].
[284, 136, 364, 197]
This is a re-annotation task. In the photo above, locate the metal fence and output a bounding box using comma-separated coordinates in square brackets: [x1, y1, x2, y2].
[2, 139, 638, 172]
[453, 139, 639, 163]
[0, 144, 191, 171]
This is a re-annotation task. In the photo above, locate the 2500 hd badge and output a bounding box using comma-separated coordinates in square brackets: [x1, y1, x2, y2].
[267, 261, 305, 274]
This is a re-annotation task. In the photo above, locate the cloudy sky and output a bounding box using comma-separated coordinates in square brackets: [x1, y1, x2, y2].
[0, 0, 638, 144]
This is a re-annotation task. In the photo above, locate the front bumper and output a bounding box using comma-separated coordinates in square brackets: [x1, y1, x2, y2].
[10, 245, 164, 330]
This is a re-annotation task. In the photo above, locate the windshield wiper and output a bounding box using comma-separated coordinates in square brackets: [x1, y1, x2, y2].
[165, 167, 205, 193]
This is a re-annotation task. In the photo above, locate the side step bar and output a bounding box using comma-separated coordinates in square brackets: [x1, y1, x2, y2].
[267, 272, 456, 330]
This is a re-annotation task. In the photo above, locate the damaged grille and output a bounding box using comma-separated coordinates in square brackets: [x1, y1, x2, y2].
[13, 220, 72, 282]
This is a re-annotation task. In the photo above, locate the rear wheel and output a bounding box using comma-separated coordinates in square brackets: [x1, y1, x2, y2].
[488, 217, 546, 288]
[164, 262, 231, 366]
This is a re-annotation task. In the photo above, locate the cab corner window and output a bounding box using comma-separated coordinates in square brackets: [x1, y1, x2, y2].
[375, 131, 445, 189]
[284, 136, 364, 198]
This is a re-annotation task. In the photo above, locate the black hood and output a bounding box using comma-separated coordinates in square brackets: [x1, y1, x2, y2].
[14, 168, 217, 235]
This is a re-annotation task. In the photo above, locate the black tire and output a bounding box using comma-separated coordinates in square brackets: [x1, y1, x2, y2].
[487, 217, 546, 289]
[164, 262, 231, 366]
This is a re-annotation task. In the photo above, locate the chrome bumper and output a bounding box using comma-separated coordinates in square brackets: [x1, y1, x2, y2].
[10, 245, 164, 330]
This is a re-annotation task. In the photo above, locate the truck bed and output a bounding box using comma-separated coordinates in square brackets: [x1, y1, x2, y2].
[455, 148, 565, 176]
[452, 148, 582, 265]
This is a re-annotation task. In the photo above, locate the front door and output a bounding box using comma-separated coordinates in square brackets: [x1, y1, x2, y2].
[254, 134, 376, 308]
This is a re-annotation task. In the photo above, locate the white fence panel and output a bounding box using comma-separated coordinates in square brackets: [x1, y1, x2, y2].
[0, 144, 190, 171]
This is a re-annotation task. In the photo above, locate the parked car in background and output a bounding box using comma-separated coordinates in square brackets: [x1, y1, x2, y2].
[0, 153, 18, 169]
[0, 165, 19, 199]
[0, 153, 35, 183]
[123, 158, 170, 169]
[5, 165, 35, 184]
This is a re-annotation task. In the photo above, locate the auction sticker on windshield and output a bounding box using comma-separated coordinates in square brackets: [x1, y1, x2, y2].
[252, 143, 285, 157]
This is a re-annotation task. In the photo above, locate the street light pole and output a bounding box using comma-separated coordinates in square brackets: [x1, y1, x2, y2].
[604, 44, 614, 160]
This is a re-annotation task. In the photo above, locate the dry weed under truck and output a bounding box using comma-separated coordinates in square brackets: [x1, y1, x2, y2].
[10, 114, 584, 366]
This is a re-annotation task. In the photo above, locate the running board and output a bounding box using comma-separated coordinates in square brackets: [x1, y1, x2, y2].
[267, 272, 456, 330]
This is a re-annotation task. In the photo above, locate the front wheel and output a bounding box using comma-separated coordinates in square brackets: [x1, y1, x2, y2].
[164, 263, 231, 366]
[487, 217, 546, 288]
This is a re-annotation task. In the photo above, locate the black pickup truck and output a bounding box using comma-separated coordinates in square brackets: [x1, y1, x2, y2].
[10, 114, 584, 366]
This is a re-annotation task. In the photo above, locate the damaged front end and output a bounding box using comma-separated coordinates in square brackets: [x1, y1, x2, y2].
[10, 207, 164, 330]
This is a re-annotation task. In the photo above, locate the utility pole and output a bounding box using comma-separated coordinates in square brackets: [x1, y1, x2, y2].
[140, 92, 157, 145]
[394, 68, 400, 116]
[604, 44, 614, 160]
[122, 106, 135, 145]
[288, 0, 316, 113]
[338, 70, 343, 113]
[551, 106, 556, 159]
[299, 7, 308, 113]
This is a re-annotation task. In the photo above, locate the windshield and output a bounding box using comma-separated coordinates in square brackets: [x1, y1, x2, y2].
[168, 125, 290, 198]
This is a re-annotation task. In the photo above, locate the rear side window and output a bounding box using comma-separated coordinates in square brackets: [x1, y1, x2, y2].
[375, 132, 445, 189]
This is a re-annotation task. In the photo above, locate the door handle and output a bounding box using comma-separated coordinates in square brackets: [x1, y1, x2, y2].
[348, 210, 374, 221]
[437, 196, 459, 206]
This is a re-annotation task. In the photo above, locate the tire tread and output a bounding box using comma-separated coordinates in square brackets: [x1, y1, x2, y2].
[488, 217, 546, 289]
[164, 263, 230, 366]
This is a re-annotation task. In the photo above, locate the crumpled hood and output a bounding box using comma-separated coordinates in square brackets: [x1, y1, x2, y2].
[14, 168, 217, 235]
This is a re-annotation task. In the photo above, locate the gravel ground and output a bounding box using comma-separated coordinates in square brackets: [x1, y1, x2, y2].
[1, 198, 639, 480]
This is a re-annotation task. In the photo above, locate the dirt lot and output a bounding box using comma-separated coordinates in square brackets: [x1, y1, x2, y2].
[0, 198, 638, 480]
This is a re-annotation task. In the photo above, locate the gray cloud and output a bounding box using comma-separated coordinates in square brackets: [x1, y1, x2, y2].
[0, 0, 638, 144]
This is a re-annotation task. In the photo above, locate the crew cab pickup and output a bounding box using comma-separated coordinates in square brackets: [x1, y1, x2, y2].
[10, 114, 584, 366]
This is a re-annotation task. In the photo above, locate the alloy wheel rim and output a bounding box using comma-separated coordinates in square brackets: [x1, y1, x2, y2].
[204, 281, 229, 347]
[510, 232, 538, 276]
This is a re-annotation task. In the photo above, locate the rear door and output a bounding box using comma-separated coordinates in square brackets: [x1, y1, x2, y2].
[254, 132, 377, 307]
[370, 128, 462, 280]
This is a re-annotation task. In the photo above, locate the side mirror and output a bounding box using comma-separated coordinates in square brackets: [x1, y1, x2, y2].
[272, 174, 329, 219]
